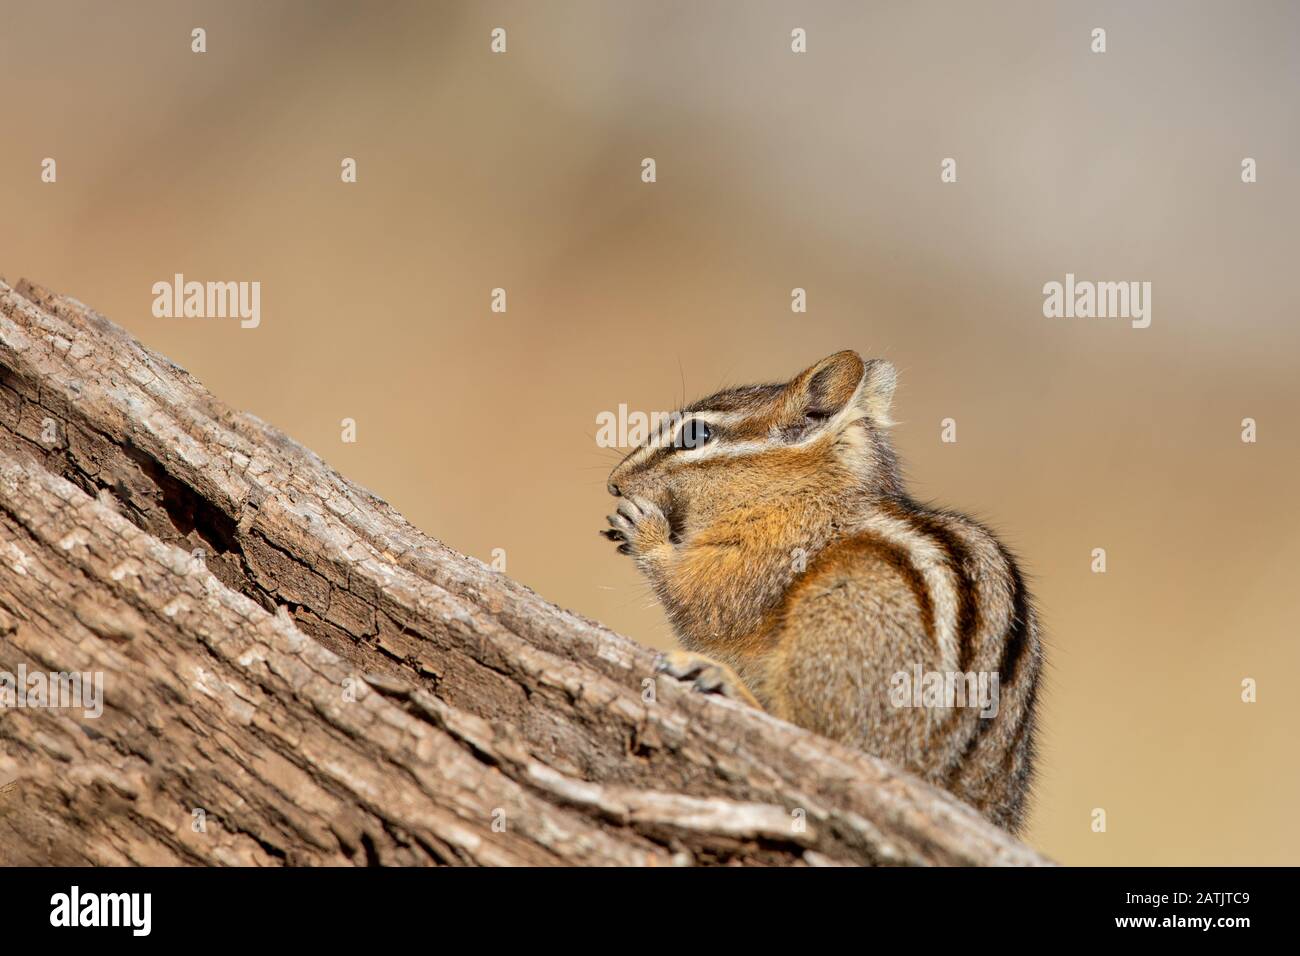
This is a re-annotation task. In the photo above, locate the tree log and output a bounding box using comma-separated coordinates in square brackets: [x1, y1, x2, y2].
[0, 277, 1050, 866]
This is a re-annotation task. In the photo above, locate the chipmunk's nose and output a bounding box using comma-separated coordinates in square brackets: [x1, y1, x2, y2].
[607, 480, 622, 497]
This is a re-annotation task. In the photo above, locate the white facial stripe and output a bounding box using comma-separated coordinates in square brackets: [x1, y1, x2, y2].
[675, 410, 749, 431]
[674, 439, 770, 463]
[857, 511, 961, 672]
[699, 410, 751, 425]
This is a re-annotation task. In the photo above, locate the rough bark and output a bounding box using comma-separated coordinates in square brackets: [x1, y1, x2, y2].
[0, 277, 1051, 866]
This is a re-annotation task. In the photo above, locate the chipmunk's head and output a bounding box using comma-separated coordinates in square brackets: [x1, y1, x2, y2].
[606, 351, 899, 533]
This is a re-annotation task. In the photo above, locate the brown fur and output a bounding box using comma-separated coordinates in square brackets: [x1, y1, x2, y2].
[604, 351, 1042, 832]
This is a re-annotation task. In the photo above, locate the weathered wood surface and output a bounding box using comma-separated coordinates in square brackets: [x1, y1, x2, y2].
[0, 277, 1051, 866]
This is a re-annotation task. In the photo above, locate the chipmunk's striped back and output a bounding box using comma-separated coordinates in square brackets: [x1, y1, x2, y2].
[874, 500, 1041, 829]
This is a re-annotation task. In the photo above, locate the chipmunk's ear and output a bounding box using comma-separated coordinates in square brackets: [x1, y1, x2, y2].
[859, 358, 897, 425]
[786, 350, 866, 418]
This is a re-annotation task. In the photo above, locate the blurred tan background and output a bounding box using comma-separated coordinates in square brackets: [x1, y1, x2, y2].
[2, 0, 1297, 865]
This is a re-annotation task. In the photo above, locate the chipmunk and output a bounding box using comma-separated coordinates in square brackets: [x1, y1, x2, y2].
[602, 351, 1042, 832]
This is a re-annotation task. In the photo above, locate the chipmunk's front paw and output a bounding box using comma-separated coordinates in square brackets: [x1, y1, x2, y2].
[600, 496, 671, 558]
[655, 650, 761, 708]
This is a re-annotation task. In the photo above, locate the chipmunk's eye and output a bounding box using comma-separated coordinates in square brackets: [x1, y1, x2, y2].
[678, 418, 713, 450]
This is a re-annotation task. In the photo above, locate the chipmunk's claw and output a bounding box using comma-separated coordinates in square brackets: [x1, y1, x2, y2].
[599, 527, 632, 553]
[655, 650, 718, 684]
[655, 650, 760, 707]
[604, 496, 670, 558]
